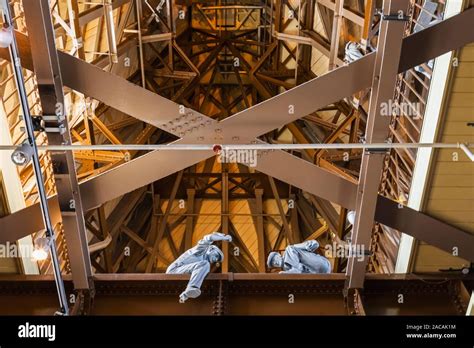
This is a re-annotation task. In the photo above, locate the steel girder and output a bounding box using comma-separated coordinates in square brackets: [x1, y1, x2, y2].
[398, 6, 474, 72]
[1, 8, 474, 261]
[0, 273, 471, 315]
[75, 0, 131, 27]
[60, 7, 474, 208]
[22, 0, 93, 290]
[375, 196, 474, 262]
[254, 147, 358, 207]
[346, 0, 409, 290]
[58, 52, 214, 132]
[3, 6, 474, 74]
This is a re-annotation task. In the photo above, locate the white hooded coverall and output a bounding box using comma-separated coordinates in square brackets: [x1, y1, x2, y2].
[166, 233, 224, 291]
[280, 240, 331, 274]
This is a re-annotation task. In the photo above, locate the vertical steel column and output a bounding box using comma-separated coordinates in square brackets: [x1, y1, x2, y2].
[135, 0, 145, 87]
[22, 0, 93, 290]
[104, 0, 119, 64]
[255, 188, 266, 272]
[346, 0, 409, 289]
[328, 0, 344, 70]
[221, 164, 229, 272]
[2, 0, 69, 314]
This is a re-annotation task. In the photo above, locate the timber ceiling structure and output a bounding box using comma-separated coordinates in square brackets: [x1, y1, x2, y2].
[0, 0, 473, 316]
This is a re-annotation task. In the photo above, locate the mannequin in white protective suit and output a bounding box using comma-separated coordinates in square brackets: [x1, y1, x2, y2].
[166, 232, 232, 302]
[267, 240, 331, 274]
[344, 41, 364, 63]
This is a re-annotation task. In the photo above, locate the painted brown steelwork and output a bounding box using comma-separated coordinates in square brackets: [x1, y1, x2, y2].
[22, 0, 93, 290]
[398, 6, 474, 72]
[0, 273, 471, 315]
[375, 196, 474, 262]
[0, 7, 471, 210]
[347, 0, 409, 290]
[0, 2, 474, 287]
[2, 6, 474, 240]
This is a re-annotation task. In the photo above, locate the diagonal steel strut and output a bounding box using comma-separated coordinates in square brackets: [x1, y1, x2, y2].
[1, 8, 474, 256]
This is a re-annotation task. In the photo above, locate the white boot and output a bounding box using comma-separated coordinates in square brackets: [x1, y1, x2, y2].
[179, 286, 201, 302]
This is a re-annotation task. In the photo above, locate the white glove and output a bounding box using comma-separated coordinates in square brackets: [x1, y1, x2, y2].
[208, 232, 232, 242]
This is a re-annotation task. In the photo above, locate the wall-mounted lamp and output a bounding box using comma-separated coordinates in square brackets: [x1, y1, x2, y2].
[0, 24, 13, 48]
[11, 142, 34, 166]
[347, 210, 356, 225]
[32, 237, 52, 261]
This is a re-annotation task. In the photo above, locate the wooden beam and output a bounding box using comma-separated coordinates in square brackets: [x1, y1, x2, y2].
[184, 188, 196, 250]
[289, 193, 302, 243]
[328, 0, 344, 70]
[146, 171, 183, 272]
[255, 188, 266, 272]
[268, 177, 293, 244]
[221, 164, 230, 272]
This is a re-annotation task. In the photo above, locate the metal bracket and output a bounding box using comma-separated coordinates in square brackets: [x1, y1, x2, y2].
[42, 114, 65, 122]
[31, 114, 67, 135]
[22, 115, 69, 133]
[364, 148, 390, 155]
[44, 125, 66, 134]
[32, 116, 45, 132]
[19, 115, 45, 132]
[375, 9, 410, 21]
